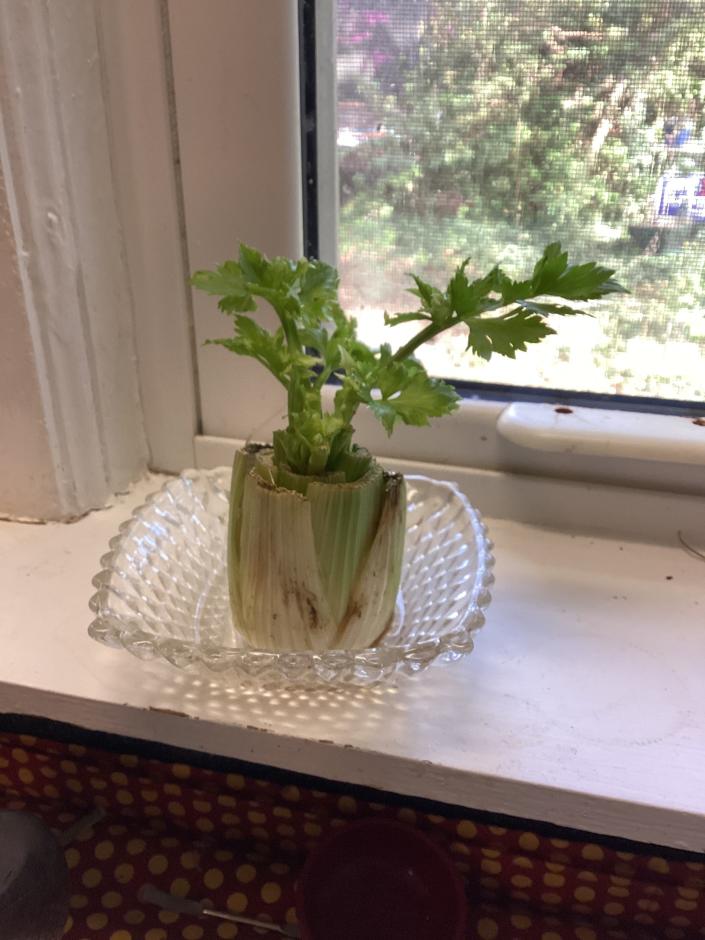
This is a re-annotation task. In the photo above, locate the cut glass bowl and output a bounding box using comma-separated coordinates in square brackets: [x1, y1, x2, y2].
[88, 469, 494, 686]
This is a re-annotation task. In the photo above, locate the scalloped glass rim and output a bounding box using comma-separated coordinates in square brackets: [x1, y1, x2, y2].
[88, 469, 494, 686]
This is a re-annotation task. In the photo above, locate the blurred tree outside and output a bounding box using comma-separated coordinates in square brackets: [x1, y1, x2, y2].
[336, 0, 705, 399]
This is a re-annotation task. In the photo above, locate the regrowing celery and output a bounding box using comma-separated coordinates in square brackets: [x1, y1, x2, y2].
[193, 244, 625, 650]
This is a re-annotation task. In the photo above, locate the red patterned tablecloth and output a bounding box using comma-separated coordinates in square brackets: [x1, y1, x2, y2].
[0, 730, 703, 939]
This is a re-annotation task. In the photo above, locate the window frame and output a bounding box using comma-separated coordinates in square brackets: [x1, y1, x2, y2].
[307, 1, 705, 418]
[99, 0, 199, 475]
[174, 0, 704, 497]
[10, 0, 698, 517]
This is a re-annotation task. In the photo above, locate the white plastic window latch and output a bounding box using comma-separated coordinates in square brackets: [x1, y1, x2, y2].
[496, 402, 705, 466]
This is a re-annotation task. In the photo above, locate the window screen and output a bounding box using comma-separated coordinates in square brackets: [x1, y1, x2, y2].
[336, 1, 705, 402]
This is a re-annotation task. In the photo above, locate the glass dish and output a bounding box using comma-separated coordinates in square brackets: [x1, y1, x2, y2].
[88, 470, 494, 686]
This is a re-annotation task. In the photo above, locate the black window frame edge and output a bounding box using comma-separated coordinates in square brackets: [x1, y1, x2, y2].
[298, 3, 705, 421]
[299, 0, 319, 260]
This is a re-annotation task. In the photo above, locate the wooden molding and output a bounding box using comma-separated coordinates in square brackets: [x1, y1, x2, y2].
[0, 0, 149, 518]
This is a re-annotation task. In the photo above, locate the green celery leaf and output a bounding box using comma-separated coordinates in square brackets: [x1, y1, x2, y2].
[514, 299, 588, 317]
[238, 244, 271, 284]
[407, 274, 438, 308]
[217, 294, 258, 313]
[546, 261, 628, 301]
[448, 261, 503, 318]
[337, 340, 378, 377]
[466, 311, 556, 360]
[191, 261, 255, 311]
[333, 382, 363, 426]
[299, 326, 330, 356]
[368, 367, 459, 433]
[531, 242, 569, 288]
[531, 242, 627, 301]
[342, 346, 458, 434]
[406, 274, 450, 324]
[297, 261, 340, 320]
[206, 315, 293, 385]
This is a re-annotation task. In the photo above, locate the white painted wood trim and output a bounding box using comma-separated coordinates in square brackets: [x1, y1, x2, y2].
[95, 0, 198, 474]
[4, 678, 702, 854]
[0, 0, 148, 519]
[169, 0, 304, 442]
[0, 155, 63, 522]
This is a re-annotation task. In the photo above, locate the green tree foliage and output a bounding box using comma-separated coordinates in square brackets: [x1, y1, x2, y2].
[339, 0, 705, 229]
[337, 1, 705, 399]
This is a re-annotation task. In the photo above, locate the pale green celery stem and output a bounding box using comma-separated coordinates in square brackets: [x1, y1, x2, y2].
[235, 470, 339, 651]
[260, 297, 307, 421]
[314, 365, 334, 389]
[336, 473, 406, 650]
[391, 299, 510, 362]
[227, 445, 267, 629]
[307, 461, 385, 625]
[229, 450, 405, 652]
[391, 321, 443, 363]
[276, 466, 346, 493]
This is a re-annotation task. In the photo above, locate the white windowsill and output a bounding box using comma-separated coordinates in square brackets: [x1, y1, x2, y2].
[0, 470, 704, 852]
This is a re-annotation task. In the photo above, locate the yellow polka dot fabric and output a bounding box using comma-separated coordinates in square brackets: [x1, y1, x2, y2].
[0, 731, 702, 939]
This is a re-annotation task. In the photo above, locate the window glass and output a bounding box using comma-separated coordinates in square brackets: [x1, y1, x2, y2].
[336, 1, 705, 401]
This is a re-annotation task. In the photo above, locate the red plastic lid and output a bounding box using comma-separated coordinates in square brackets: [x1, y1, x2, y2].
[296, 818, 467, 940]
